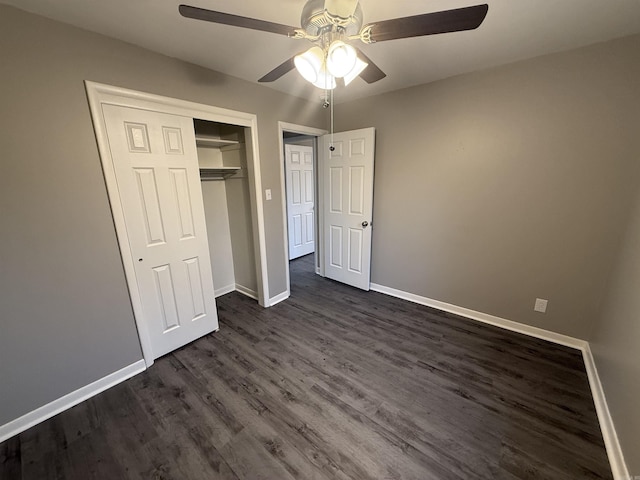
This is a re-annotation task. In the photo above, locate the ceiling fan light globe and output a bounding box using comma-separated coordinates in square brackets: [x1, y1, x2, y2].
[312, 67, 337, 90]
[343, 57, 368, 86]
[294, 46, 324, 83]
[326, 40, 357, 78]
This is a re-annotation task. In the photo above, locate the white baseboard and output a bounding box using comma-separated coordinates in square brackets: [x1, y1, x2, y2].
[581, 345, 629, 480]
[0, 359, 145, 444]
[370, 283, 586, 350]
[235, 283, 258, 300]
[214, 283, 236, 298]
[268, 290, 290, 306]
[234, 284, 288, 307]
[369, 282, 629, 479]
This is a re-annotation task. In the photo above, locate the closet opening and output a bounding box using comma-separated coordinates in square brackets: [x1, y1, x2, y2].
[194, 119, 260, 303]
[87, 81, 270, 366]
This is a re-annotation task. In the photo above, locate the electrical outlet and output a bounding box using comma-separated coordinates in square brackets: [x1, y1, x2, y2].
[265, 189, 272, 201]
[534, 298, 548, 313]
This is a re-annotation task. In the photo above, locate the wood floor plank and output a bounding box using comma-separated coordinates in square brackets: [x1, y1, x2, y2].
[63, 429, 128, 480]
[220, 429, 298, 480]
[127, 357, 239, 451]
[18, 418, 73, 480]
[0, 436, 21, 479]
[0, 254, 613, 479]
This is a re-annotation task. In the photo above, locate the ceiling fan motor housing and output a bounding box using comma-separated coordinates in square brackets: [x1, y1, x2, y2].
[301, 0, 363, 39]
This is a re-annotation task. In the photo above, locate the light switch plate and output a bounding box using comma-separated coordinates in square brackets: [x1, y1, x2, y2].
[265, 189, 272, 200]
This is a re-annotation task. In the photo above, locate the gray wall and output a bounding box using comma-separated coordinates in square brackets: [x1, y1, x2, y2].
[200, 177, 236, 295]
[284, 135, 315, 148]
[0, 5, 324, 426]
[335, 34, 640, 339]
[225, 145, 259, 295]
[590, 185, 640, 474]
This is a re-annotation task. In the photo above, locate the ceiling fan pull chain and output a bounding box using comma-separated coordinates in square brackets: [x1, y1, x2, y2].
[330, 87, 335, 151]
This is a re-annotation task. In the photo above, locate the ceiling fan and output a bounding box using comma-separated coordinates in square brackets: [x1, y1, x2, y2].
[179, 0, 488, 89]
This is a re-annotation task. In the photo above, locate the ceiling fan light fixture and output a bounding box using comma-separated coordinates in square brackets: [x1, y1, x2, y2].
[312, 66, 337, 90]
[326, 40, 357, 78]
[181, 2, 490, 86]
[294, 46, 324, 83]
[343, 57, 368, 86]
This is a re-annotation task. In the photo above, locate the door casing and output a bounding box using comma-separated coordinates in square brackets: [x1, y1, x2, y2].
[86, 81, 269, 367]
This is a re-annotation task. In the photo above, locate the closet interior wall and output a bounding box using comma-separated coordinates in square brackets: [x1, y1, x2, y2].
[195, 119, 258, 300]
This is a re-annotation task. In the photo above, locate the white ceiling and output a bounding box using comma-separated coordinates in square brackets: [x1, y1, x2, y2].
[5, 0, 640, 104]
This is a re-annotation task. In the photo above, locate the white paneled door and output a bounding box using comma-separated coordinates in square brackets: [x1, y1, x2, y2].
[285, 144, 315, 260]
[102, 104, 219, 359]
[322, 128, 375, 290]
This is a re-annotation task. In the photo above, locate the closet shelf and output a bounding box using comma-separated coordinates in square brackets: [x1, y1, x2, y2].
[200, 167, 241, 181]
[195, 135, 240, 148]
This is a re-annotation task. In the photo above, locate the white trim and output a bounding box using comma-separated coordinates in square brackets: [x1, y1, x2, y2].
[370, 283, 585, 349]
[235, 283, 259, 300]
[242, 127, 269, 307]
[0, 360, 145, 444]
[268, 290, 290, 306]
[582, 345, 630, 480]
[85, 81, 270, 366]
[277, 122, 328, 302]
[316, 134, 327, 278]
[85, 81, 259, 127]
[214, 283, 236, 298]
[370, 282, 629, 478]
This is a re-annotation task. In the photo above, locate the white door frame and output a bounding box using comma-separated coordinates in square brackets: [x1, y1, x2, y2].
[86, 81, 269, 367]
[277, 122, 328, 299]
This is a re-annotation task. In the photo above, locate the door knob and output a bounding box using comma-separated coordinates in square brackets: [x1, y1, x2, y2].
[362, 221, 369, 228]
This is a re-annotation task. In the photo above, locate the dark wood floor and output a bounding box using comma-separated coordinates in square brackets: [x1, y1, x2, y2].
[1, 254, 612, 479]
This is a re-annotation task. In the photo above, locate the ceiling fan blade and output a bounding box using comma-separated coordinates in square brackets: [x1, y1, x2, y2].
[324, 0, 359, 19]
[362, 4, 488, 43]
[258, 57, 296, 83]
[354, 48, 386, 84]
[179, 4, 299, 36]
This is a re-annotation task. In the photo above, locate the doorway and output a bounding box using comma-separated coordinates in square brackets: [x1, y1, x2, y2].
[284, 136, 315, 261]
[278, 122, 327, 296]
[279, 123, 377, 298]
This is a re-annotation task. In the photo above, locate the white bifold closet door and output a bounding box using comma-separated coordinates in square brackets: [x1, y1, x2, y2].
[102, 104, 219, 359]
